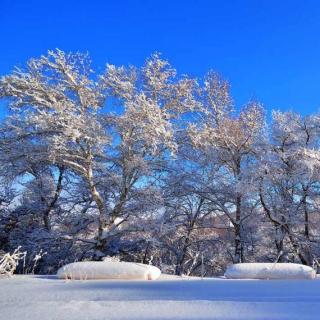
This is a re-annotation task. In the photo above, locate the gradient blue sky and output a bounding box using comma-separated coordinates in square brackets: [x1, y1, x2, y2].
[1, 0, 320, 117]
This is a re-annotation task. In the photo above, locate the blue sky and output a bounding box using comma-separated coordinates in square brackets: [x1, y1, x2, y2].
[1, 0, 320, 117]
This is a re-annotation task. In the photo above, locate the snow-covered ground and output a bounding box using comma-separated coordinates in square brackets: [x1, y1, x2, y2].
[1, 275, 320, 320]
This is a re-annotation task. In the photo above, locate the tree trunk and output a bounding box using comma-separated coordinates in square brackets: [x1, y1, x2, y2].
[234, 195, 243, 263]
[287, 231, 309, 265]
[302, 186, 310, 240]
[87, 161, 107, 260]
[175, 235, 190, 276]
[233, 158, 244, 264]
[43, 167, 64, 231]
[274, 226, 286, 262]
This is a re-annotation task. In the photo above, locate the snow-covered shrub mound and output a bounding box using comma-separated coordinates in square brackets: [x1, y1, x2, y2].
[57, 261, 161, 280]
[224, 263, 316, 280]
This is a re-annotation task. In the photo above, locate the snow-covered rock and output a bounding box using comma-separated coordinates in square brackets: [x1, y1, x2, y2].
[57, 261, 161, 280]
[224, 263, 316, 280]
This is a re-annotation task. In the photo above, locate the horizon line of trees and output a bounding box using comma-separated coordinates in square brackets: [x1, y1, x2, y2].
[1, 49, 320, 276]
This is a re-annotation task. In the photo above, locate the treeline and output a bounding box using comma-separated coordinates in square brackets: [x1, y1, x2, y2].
[0, 50, 320, 276]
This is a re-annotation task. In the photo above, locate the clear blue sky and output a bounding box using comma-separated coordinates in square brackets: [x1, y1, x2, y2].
[1, 0, 320, 117]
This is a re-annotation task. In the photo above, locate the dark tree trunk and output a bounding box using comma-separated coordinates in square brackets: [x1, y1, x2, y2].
[43, 167, 64, 231]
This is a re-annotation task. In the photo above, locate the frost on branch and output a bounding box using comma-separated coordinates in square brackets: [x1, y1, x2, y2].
[101, 52, 198, 154]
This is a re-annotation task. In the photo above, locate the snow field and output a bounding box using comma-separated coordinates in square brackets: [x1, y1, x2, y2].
[1, 275, 320, 320]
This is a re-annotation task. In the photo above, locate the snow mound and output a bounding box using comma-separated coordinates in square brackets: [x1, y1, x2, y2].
[57, 261, 161, 280]
[224, 263, 316, 280]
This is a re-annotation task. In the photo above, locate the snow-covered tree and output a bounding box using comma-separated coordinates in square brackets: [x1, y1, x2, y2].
[1, 49, 320, 275]
[259, 111, 320, 265]
[189, 73, 265, 263]
[0, 50, 197, 259]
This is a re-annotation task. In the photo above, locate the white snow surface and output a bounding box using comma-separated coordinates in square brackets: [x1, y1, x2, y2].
[1, 275, 320, 320]
[225, 263, 316, 280]
[57, 261, 161, 280]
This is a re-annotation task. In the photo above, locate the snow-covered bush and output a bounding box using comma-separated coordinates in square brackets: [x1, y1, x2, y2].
[0, 247, 26, 277]
[57, 261, 161, 280]
[224, 263, 316, 280]
[102, 256, 120, 262]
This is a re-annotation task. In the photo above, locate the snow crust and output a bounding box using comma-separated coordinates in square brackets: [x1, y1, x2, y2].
[225, 263, 316, 280]
[57, 261, 161, 280]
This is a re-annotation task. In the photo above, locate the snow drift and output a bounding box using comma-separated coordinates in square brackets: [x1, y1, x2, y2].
[57, 261, 161, 280]
[224, 263, 316, 280]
